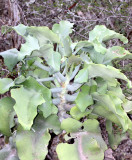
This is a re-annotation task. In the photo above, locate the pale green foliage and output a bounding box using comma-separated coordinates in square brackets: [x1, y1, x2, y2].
[0, 21, 132, 160]
[16, 130, 50, 160]
[11, 86, 45, 130]
[0, 78, 14, 94]
[0, 97, 15, 136]
[0, 49, 19, 71]
[61, 118, 82, 133]
[57, 119, 107, 160]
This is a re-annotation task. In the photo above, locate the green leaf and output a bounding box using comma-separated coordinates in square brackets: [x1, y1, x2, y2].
[92, 39, 107, 54]
[27, 26, 60, 46]
[47, 51, 61, 72]
[89, 25, 128, 44]
[92, 93, 131, 132]
[21, 77, 54, 116]
[89, 80, 97, 94]
[108, 84, 125, 100]
[103, 46, 131, 64]
[13, 24, 27, 36]
[87, 48, 105, 64]
[33, 46, 61, 72]
[96, 78, 108, 94]
[83, 119, 107, 151]
[18, 35, 40, 60]
[81, 85, 90, 94]
[33, 114, 61, 134]
[75, 41, 92, 50]
[70, 106, 92, 120]
[68, 55, 82, 66]
[57, 125, 107, 160]
[122, 100, 132, 113]
[0, 49, 19, 71]
[0, 78, 14, 94]
[21, 76, 51, 102]
[32, 44, 53, 58]
[83, 119, 100, 133]
[53, 21, 73, 39]
[106, 120, 127, 150]
[16, 130, 51, 160]
[74, 68, 88, 83]
[61, 118, 82, 133]
[11, 86, 45, 130]
[56, 143, 79, 160]
[0, 97, 15, 136]
[38, 102, 58, 118]
[87, 63, 131, 87]
[53, 21, 73, 57]
[75, 92, 93, 112]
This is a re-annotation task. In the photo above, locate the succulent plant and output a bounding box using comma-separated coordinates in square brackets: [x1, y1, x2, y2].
[0, 21, 132, 160]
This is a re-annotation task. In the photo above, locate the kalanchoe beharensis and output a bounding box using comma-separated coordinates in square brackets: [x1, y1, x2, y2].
[0, 21, 132, 160]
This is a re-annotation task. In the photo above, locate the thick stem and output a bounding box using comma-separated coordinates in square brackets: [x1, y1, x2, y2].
[70, 64, 80, 80]
[57, 78, 71, 122]
[34, 61, 50, 72]
[51, 87, 62, 93]
[37, 77, 54, 82]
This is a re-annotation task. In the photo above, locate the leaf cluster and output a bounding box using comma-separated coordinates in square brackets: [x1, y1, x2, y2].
[0, 21, 132, 160]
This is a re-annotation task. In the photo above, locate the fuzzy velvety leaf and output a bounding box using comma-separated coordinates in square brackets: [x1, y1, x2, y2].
[68, 55, 82, 66]
[83, 119, 107, 151]
[87, 64, 131, 87]
[18, 35, 40, 60]
[33, 114, 61, 134]
[75, 41, 92, 50]
[88, 48, 105, 64]
[11, 86, 45, 130]
[0, 49, 19, 71]
[16, 130, 50, 160]
[57, 119, 107, 160]
[0, 78, 14, 94]
[27, 26, 60, 46]
[52, 21, 73, 56]
[61, 118, 82, 133]
[83, 119, 100, 133]
[32, 44, 53, 58]
[89, 25, 128, 44]
[106, 120, 127, 150]
[21, 76, 51, 101]
[70, 106, 92, 120]
[21, 76, 55, 117]
[14, 24, 60, 46]
[13, 24, 27, 36]
[122, 100, 132, 113]
[107, 84, 125, 100]
[47, 51, 61, 72]
[53, 21, 73, 39]
[92, 39, 107, 54]
[38, 102, 58, 118]
[75, 92, 93, 112]
[103, 46, 131, 64]
[21, 77, 54, 115]
[96, 78, 108, 94]
[92, 93, 131, 132]
[74, 68, 88, 83]
[81, 85, 90, 94]
[33, 46, 61, 72]
[0, 97, 15, 136]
